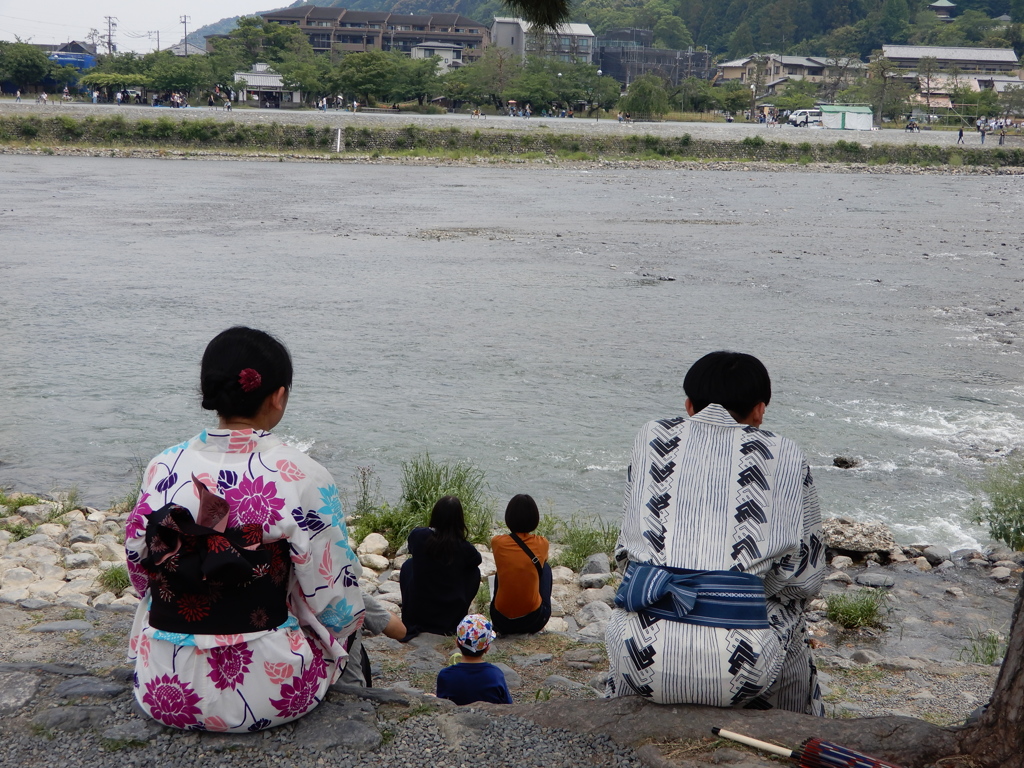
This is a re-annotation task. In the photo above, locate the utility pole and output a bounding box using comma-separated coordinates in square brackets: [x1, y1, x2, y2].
[180, 16, 191, 55]
[149, 30, 160, 52]
[104, 16, 117, 55]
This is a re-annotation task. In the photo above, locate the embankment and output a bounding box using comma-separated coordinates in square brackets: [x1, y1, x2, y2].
[2, 113, 1023, 168]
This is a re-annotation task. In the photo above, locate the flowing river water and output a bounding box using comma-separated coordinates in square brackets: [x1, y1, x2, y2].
[1, 155, 1022, 548]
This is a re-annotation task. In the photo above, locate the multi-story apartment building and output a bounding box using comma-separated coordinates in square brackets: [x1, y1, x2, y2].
[262, 6, 489, 62]
[491, 17, 595, 64]
[594, 29, 712, 87]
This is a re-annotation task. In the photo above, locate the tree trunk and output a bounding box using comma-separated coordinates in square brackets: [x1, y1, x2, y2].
[953, 577, 1024, 767]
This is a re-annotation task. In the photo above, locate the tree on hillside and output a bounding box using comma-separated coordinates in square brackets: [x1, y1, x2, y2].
[653, 16, 694, 49]
[618, 73, 670, 118]
[0, 41, 52, 89]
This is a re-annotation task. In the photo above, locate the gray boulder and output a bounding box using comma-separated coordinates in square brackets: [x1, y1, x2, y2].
[923, 546, 951, 566]
[855, 572, 896, 588]
[580, 553, 611, 575]
[823, 518, 897, 553]
[0, 671, 40, 716]
[32, 705, 112, 731]
[291, 700, 381, 751]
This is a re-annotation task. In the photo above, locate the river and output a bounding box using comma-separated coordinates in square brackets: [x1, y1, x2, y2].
[1, 155, 1022, 548]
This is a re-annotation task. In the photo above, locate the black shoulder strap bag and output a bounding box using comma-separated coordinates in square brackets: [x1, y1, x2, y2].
[508, 532, 544, 578]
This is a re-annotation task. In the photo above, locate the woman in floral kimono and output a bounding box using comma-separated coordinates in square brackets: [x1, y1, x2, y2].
[125, 327, 364, 732]
[605, 351, 825, 715]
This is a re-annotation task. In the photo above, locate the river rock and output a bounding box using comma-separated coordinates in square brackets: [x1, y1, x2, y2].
[2, 567, 37, 586]
[493, 662, 522, 689]
[359, 553, 390, 572]
[31, 620, 93, 633]
[923, 546, 951, 566]
[543, 674, 584, 690]
[915, 557, 932, 571]
[357, 533, 389, 556]
[579, 573, 611, 589]
[577, 585, 616, 607]
[850, 649, 882, 664]
[990, 566, 1012, 582]
[830, 555, 854, 570]
[580, 553, 611, 576]
[479, 551, 496, 578]
[32, 704, 112, 731]
[55, 676, 126, 698]
[576, 600, 612, 627]
[543, 616, 569, 633]
[855, 572, 895, 588]
[65, 552, 99, 570]
[551, 566, 575, 584]
[822, 518, 897, 553]
[17, 504, 56, 525]
[825, 571, 853, 585]
[0, 671, 41, 715]
[101, 718, 163, 743]
[290, 700, 381, 751]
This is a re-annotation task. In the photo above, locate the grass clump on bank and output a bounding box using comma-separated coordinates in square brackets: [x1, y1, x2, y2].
[969, 454, 1024, 550]
[958, 626, 1007, 665]
[97, 564, 132, 596]
[825, 589, 890, 629]
[549, 514, 619, 572]
[351, 455, 493, 549]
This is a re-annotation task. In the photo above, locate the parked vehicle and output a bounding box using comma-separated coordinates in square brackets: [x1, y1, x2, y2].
[788, 108, 823, 126]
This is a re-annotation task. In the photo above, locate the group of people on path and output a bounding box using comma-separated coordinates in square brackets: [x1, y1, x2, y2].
[125, 329, 825, 728]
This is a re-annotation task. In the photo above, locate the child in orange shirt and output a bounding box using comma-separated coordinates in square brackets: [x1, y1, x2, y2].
[489, 494, 552, 635]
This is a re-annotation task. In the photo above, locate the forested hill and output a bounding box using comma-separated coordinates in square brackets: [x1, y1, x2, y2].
[190, 0, 1023, 59]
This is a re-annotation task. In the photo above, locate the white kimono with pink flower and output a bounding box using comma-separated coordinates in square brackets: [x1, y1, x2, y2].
[125, 428, 364, 733]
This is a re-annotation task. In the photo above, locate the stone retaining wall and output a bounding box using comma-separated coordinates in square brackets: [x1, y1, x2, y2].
[3, 114, 1024, 167]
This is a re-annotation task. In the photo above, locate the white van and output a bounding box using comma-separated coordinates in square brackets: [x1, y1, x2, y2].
[788, 108, 822, 127]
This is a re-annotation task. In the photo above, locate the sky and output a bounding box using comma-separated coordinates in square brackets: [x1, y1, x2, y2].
[0, 0, 275, 53]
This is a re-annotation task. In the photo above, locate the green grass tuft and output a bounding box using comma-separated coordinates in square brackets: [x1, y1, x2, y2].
[97, 564, 131, 596]
[825, 589, 890, 629]
[958, 627, 1006, 665]
[550, 514, 618, 572]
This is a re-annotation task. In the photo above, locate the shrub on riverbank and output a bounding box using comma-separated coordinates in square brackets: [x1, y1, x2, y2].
[970, 454, 1024, 550]
[550, 515, 619, 572]
[2, 114, 1023, 167]
[351, 455, 493, 548]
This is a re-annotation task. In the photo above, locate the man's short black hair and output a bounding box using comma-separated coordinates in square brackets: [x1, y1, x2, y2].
[683, 351, 772, 420]
[457, 644, 487, 657]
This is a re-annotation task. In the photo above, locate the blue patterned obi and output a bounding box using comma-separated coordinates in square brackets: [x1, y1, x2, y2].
[615, 562, 769, 630]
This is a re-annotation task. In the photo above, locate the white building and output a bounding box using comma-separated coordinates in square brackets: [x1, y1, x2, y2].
[411, 42, 463, 72]
[491, 17, 594, 63]
[233, 63, 302, 108]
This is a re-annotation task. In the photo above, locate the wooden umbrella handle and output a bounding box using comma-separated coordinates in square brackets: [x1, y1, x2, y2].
[712, 728, 796, 759]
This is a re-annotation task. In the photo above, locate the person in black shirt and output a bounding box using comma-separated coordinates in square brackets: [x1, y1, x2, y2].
[400, 496, 482, 639]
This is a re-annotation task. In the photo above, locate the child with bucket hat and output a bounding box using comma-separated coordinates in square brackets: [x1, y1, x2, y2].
[436, 615, 512, 705]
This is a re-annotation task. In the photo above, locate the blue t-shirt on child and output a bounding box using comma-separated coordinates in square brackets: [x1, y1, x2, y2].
[436, 662, 512, 705]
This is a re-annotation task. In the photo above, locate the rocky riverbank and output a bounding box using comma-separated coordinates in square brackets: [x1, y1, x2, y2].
[1, 491, 1020, 767]
[3, 143, 1024, 175]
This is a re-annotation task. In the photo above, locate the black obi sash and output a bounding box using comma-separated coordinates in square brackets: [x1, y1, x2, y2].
[141, 476, 292, 635]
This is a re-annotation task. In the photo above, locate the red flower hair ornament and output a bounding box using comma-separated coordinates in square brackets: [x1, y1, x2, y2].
[239, 368, 262, 392]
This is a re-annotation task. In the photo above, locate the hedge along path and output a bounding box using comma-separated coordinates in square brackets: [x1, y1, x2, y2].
[3, 114, 1024, 167]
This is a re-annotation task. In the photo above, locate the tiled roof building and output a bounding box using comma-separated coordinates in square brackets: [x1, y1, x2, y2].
[262, 6, 489, 61]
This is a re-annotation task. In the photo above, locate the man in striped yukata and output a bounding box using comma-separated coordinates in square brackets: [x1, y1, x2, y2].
[605, 351, 825, 715]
